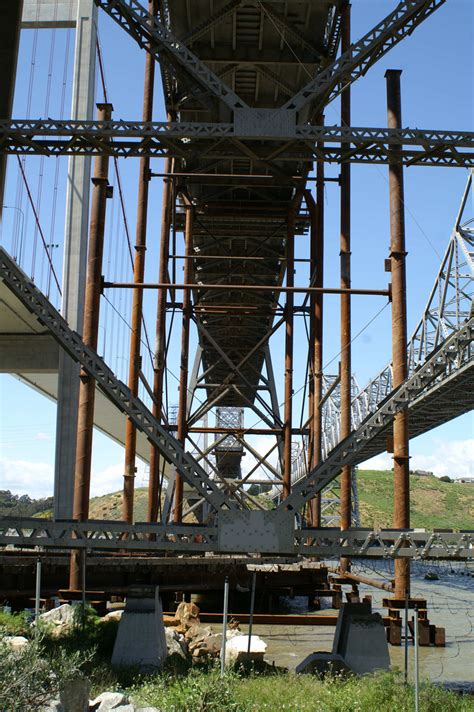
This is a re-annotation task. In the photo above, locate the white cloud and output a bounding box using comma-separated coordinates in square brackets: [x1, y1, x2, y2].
[0, 458, 149, 500]
[35, 432, 52, 441]
[362, 439, 474, 479]
[0, 457, 54, 498]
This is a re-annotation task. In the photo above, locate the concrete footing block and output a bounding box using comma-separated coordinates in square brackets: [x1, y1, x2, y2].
[111, 587, 167, 671]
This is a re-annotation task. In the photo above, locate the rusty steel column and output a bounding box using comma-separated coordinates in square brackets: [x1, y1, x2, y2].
[283, 209, 295, 499]
[123, 0, 157, 524]
[70, 102, 112, 589]
[306, 187, 323, 527]
[386, 69, 410, 599]
[339, 4, 352, 551]
[147, 154, 173, 522]
[173, 202, 194, 523]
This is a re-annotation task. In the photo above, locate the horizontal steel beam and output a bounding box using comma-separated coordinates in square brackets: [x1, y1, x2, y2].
[1, 120, 472, 167]
[0, 517, 472, 559]
[103, 281, 390, 297]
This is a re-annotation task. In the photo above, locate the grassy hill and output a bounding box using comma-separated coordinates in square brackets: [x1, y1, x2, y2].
[22, 470, 474, 530]
[357, 469, 474, 530]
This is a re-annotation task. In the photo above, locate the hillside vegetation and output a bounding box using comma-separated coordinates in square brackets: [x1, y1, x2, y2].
[357, 469, 474, 530]
[14, 470, 474, 531]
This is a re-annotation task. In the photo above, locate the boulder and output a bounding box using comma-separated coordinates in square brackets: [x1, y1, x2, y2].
[59, 676, 89, 712]
[89, 692, 133, 712]
[165, 627, 187, 659]
[184, 624, 212, 642]
[174, 602, 200, 632]
[100, 610, 123, 623]
[224, 634, 267, 667]
[50, 622, 73, 639]
[3, 635, 29, 652]
[189, 633, 222, 658]
[39, 604, 74, 627]
[163, 614, 179, 627]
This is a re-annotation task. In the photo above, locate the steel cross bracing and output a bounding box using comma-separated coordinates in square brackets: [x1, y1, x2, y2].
[0, 517, 472, 560]
[1, 120, 473, 168]
[276, 316, 474, 514]
[284, 0, 446, 114]
[94, 0, 249, 112]
[0, 248, 236, 513]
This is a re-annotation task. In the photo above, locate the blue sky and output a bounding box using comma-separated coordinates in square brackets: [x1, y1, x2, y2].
[0, 0, 473, 498]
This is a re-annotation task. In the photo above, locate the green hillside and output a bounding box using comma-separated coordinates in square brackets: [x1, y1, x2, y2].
[18, 470, 474, 531]
[357, 469, 474, 530]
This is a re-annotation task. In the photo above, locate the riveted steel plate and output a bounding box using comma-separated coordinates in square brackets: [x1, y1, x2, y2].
[217, 510, 295, 554]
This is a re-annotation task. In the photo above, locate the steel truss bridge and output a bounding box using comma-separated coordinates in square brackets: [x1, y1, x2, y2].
[0, 0, 473, 563]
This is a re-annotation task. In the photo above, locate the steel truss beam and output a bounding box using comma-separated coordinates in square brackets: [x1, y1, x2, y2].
[0, 517, 472, 560]
[276, 317, 474, 513]
[95, 0, 248, 111]
[283, 0, 446, 114]
[1, 120, 472, 167]
[0, 247, 236, 513]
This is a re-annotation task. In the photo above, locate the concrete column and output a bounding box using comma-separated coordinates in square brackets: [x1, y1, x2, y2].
[0, 1, 24, 217]
[54, 0, 97, 519]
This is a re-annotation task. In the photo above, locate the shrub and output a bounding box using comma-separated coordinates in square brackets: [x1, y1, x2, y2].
[0, 637, 91, 712]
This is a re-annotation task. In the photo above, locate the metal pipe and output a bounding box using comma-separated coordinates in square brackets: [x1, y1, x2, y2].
[283, 209, 295, 499]
[34, 558, 41, 634]
[173, 204, 194, 523]
[220, 576, 230, 676]
[148, 150, 173, 523]
[247, 571, 257, 654]
[103, 281, 389, 297]
[386, 69, 410, 598]
[404, 590, 409, 684]
[414, 608, 420, 711]
[339, 5, 352, 570]
[70, 103, 112, 590]
[327, 566, 394, 592]
[123, 0, 157, 524]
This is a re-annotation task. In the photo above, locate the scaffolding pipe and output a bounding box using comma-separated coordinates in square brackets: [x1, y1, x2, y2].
[123, 0, 157, 524]
[148, 138, 174, 523]
[70, 103, 112, 589]
[174, 203, 194, 523]
[386, 69, 410, 599]
[283, 208, 295, 499]
[339, 5, 352, 569]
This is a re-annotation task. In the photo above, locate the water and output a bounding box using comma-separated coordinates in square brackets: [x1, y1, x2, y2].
[237, 562, 474, 689]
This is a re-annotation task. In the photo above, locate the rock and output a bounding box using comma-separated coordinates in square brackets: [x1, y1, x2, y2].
[40, 700, 62, 712]
[3, 635, 29, 652]
[100, 610, 123, 623]
[174, 602, 200, 632]
[39, 604, 74, 626]
[163, 614, 179, 627]
[165, 626, 187, 659]
[89, 692, 133, 711]
[189, 633, 222, 658]
[59, 676, 89, 712]
[135, 708, 161, 712]
[184, 624, 212, 642]
[224, 634, 267, 667]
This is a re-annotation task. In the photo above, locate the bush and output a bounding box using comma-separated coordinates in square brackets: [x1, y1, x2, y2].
[0, 637, 91, 712]
[439, 475, 452, 483]
[0, 610, 30, 638]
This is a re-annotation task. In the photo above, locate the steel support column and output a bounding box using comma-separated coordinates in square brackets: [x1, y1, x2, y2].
[123, 0, 157, 524]
[70, 103, 112, 589]
[0, 1, 23, 216]
[173, 203, 194, 523]
[148, 153, 173, 522]
[283, 208, 295, 499]
[306, 180, 323, 527]
[54, 0, 98, 520]
[386, 69, 410, 598]
[339, 6, 352, 551]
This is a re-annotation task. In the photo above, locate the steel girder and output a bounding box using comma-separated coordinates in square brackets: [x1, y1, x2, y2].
[0, 517, 472, 559]
[0, 247, 237, 513]
[1, 120, 473, 167]
[95, 0, 248, 111]
[284, 0, 446, 114]
[276, 317, 474, 514]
